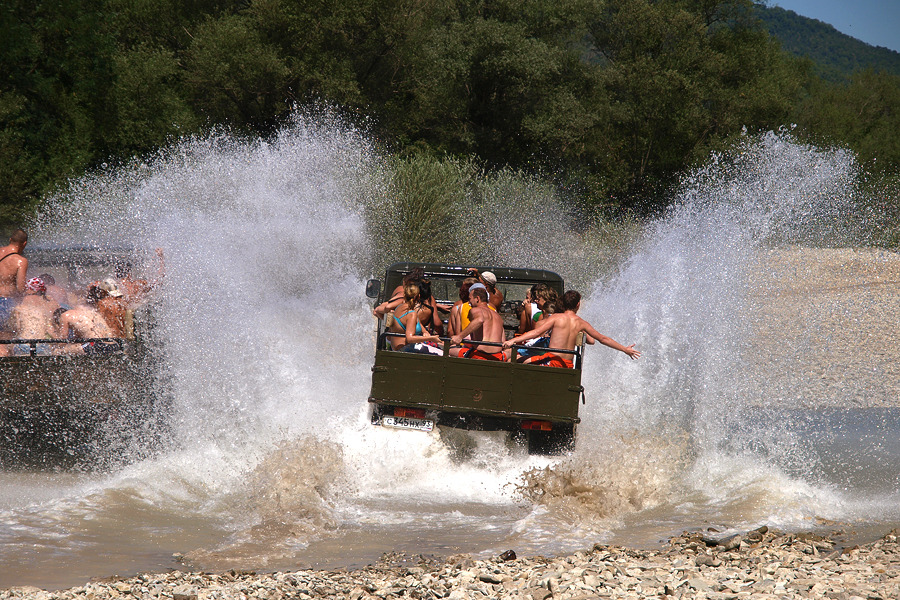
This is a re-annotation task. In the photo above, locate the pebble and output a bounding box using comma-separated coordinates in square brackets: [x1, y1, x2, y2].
[3, 528, 900, 599]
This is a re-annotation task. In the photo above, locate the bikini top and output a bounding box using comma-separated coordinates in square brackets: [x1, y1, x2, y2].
[0, 252, 21, 264]
[395, 309, 423, 335]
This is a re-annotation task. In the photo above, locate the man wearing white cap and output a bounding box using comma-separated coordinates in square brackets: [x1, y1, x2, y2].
[468, 268, 504, 310]
[96, 278, 131, 338]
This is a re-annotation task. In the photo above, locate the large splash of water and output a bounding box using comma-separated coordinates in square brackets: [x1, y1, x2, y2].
[5, 114, 898, 583]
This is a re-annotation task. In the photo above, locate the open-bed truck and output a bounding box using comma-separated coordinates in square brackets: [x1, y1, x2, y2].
[366, 262, 586, 455]
[0, 247, 170, 469]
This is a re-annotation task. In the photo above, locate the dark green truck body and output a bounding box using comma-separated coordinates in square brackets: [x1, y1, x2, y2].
[367, 262, 585, 454]
[0, 247, 170, 469]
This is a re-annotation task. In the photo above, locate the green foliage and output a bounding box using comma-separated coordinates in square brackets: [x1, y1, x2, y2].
[581, 0, 802, 205]
[1, 0, 898, 231]
[793, 71, 900, 173]
[184, 14, 292, 128]
[107, 45, 199, 150]
[368, 152, 475, 266]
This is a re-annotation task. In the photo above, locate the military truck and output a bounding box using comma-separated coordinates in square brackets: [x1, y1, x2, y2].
[0, 246, 170, 469]
[365, 262, 586, 455]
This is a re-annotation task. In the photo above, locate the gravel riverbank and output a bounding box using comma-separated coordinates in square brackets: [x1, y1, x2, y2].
[4, 528, 899, 599]
[746, 247, 900, 408]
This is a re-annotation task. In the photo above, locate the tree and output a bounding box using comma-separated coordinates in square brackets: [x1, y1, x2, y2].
[581, 0, 803, 207]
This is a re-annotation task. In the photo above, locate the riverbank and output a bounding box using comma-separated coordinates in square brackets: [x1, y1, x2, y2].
[747, 246, 900, 408]
[4, 528, 898, 599]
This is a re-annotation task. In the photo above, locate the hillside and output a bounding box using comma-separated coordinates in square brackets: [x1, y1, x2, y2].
[756, 4, 900, 81]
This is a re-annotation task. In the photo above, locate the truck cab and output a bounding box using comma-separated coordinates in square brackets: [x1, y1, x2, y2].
[366, 262, 585, 454]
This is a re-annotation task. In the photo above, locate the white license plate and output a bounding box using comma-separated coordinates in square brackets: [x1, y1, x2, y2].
[382, 415, 434, 432]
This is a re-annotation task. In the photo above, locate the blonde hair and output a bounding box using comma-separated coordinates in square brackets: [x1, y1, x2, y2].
[403, 282, 421, 308]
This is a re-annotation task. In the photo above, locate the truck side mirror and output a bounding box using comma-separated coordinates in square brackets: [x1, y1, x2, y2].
[365, 279, 381, 299]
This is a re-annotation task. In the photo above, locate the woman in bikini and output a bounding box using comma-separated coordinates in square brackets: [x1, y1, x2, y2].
[389, 281, 441, 352]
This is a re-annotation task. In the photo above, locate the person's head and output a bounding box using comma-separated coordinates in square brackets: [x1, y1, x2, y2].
[403, 281, 421, 308]
[86, 283, 106, 305]
[458, 277, 477, 302]
[8, 229, 27, 249]
[468, 282, 488, 303]
[417, 277, 432, 303]
[533, 284, 551, 308]
[481, 271, 497, 289]
[543, 288, 561, 314]
[100, 277, 124, 298]
[469, 287, 488, 306]
[403, 268, 425, 286]
[524, 285, 535, 303]
[562, 290, 581, 312]
[39, 273, 55, 286]
[25, 277, 46, 296]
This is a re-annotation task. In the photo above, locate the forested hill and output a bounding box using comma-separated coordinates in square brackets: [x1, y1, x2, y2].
[756, 4, 900, 80]
[1, 0, 898, 236]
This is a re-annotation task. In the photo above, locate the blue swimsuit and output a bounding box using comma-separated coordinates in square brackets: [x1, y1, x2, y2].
[395, 310, 423, 335]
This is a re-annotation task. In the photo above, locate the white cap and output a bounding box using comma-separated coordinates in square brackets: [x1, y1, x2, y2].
[100, 278, 124, 298]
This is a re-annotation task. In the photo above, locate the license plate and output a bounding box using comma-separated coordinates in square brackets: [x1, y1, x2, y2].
[381, 415, 434, 432]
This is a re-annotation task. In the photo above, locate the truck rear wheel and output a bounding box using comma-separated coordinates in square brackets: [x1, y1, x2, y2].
[526, 424, 575, 455]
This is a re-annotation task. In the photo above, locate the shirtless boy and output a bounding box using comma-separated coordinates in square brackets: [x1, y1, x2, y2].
[450, 287, 506, 360]
[0, 229, 28, 328]
[503, 290, 640, 368]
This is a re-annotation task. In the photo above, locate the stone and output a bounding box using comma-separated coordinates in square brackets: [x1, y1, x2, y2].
[478, 573, 502, 585]
[172, 584, 198, 600]
[687, 577, 711, 591]
[695, 555, 721, 567]
[717, 534, 742, 552]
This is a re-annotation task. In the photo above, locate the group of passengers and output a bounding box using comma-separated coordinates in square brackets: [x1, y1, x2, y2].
[0, 228, 164, 356]
[372, 266, 640, 367]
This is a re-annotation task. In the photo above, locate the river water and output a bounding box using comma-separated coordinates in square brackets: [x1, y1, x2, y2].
[2, 114, 899, 590]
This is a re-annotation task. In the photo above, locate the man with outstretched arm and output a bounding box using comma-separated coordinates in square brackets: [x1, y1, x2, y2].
[450, 286, 506, 360]
[503, 290, 640, 368]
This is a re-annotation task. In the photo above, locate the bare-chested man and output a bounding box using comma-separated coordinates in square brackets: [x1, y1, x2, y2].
[450, 287, 506, 361]
[0, 229, 29, 329]
[58, 285, 120, 355]
[6, 277, 59, 354]
[503, 290, 640, 368]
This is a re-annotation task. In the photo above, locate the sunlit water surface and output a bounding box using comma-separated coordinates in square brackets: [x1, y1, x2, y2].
[2, 115, 898, 590]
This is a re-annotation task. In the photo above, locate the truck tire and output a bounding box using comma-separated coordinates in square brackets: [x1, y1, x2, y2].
[526, 424, 575, 455]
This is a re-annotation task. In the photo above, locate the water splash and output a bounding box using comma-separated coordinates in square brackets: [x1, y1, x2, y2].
[2, 115, 898, 588]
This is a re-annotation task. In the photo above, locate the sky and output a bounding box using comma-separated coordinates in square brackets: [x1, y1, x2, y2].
[771, 1, 900, 53]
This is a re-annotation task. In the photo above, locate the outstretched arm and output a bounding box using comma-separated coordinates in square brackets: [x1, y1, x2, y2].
[503, 314, 555, 348]
[582, 322, 640, 359]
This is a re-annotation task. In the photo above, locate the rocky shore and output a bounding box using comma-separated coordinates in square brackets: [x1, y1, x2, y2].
[4, 528, 899, 600]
